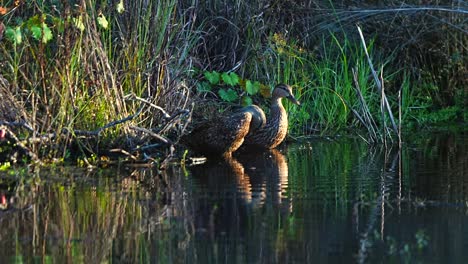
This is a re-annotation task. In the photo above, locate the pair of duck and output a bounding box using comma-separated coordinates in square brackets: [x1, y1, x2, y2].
[183, 84, 300, 158]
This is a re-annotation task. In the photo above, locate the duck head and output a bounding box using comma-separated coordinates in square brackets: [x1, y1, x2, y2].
[272, 84, 300, 105]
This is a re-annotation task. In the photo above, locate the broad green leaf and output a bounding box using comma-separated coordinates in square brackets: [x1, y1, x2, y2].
[241, 96, 253, 106]
[5, 26, 22, 44]
[41, 22, 53, 43]
[245, 80, 260, 95]
[218, 88, 238, 102]
[97, 14, 108, 29]
[117, 0, 125, 13]
[196, 81, 212, 93]
[30, 21, 53, 43]
[30, 25, 42, 41]
[221, 72, 240, 86]
[204, 71, 220, 85]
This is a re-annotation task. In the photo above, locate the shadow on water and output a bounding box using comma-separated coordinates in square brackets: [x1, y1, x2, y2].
[0, 131, 466, 263]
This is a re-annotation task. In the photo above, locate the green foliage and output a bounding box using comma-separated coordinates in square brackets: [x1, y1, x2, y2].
[199, 70, 268, 105]
[25, 15, 53, 43]
[245, 80, 260, 95]
[196, 81, 212, 93]
[5, 26, 22, 44]
[218, 88, 238, 102]
[0, 162, 11, 171]
[403, 77, 466, 127]
[252, 32, 386, 135]
[5, 15, 54, 45]
[221, 72, 239, 86]
[72, 16, 85, 31]
[97, 14, 109, 29]
[204, 71, 220, 84]
[241, 96, 253, 106]
[116, 0, 125, 13]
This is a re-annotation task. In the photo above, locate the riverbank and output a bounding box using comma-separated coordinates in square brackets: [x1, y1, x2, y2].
[0, 1, 466, 165]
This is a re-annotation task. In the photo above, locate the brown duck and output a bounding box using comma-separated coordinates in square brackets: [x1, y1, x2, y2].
[241, 84, 300, 150]
[182, 84, 300, 158]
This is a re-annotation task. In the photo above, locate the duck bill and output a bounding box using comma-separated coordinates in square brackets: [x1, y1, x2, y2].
[287, 95, 301, 106]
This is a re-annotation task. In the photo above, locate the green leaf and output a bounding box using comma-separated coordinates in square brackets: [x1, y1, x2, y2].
[5, 26, 22, 44]
[97, 14, 108, 29]
[241, 96, 253, 106]
[0, 162, 11, 171]
[30, 22, 53, 43]
[218, 88, 238, 102]
[72, 16, 85, 31]
[30, 25, 42, 40]
[117, 0, 125, 13]
[204, 71, 220, 85]
[196, 81, 212, 93]
[53, 17, 65, 33]
[41, 22, 53, 43]
[245, 80, 260, 95]
[221, 72, 240, 86]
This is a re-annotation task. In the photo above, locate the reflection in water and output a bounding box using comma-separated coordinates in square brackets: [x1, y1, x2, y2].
[187, 149, 292, 243]
[189, 149, 291, 210]
[0, 132, 466, 263]
[187, 149, 294, 262]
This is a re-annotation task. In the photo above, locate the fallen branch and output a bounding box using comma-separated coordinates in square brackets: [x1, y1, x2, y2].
[0, 120, 34, 132]
[124, 93, 171, 119]
[129, 126, 173, 145]
[71, 104, 145, 136]
[109, 148, 138, 161]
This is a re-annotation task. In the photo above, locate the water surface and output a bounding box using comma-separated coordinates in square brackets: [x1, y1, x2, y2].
[0, 132, 466, 263]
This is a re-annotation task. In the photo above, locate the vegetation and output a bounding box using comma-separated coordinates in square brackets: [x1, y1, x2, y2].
[0, 0, 466, 163]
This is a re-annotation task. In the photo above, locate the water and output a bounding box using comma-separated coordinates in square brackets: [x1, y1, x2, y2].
[0, 132, 466, 263]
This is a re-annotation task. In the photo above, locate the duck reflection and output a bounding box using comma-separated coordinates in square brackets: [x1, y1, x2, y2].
[237, 149, 291, 210]
[187, 149, 292, 238]
[188, 149, 291, 209]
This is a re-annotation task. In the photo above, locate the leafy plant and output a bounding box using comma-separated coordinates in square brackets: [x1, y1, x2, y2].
[25, 15, 53, 43]
[218, 88, 238, 102]
[221, 72, 239, 86]
[204, 71, 221, 85]
[245, 80, 260, 95]
[4, 14, 55, 45]
[198, 70, 270, 105]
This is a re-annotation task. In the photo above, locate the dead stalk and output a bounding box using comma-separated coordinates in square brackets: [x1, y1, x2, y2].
[357, 25, 398, 134]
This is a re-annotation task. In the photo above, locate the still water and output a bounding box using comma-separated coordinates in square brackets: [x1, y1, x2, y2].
[0, 132, 466, 263]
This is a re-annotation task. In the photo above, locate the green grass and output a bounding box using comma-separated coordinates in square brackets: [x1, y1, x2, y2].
[242, 31, 399, 138]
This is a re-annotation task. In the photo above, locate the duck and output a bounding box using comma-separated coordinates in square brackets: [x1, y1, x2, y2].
[181, 109, 253, 159]
[182, 84, 300, 158]
[241, 83, 300, 150]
